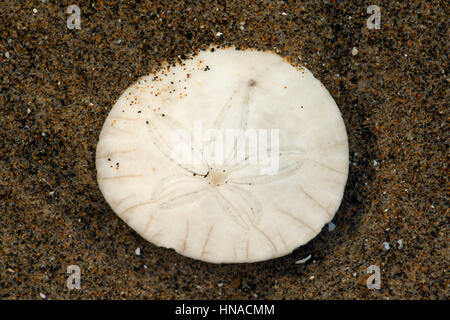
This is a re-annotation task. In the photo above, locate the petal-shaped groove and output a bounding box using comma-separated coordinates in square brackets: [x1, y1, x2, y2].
[249, 219, 278, 254]
[205, 81, 256, 165]
[212, 86, 240, 131]
[158, 187, 211, 210]
[303, 158, 346, 175]
[213, 188, 251, 229]
[200, 225, 214, 258]
[297, 184, 333, 218]
[181, 220, 190, 253]
[153, 174, 206, 200]
[222, 184, 263, 225]
[146, 114, 208, 176]
[120, 200, 157, 218]
[277, 209, 319, 234]
[143, 212, 154, 234]
[228, 147, 306, 185]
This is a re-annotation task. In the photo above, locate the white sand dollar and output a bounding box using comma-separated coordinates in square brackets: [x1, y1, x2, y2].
[96, 48, 349, 263]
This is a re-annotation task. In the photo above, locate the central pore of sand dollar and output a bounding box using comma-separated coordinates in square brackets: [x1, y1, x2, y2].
[206, 169, 226, 187]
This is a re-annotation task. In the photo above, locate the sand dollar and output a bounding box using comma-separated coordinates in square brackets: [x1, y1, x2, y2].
[96, 47, 349, 263]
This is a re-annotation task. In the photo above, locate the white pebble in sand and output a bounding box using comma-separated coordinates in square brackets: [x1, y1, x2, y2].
[328, 222, 336, 232]
[295, 254, 312, 264]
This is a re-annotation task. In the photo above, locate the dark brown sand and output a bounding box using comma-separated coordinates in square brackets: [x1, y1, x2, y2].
[0, 1, 447, 299]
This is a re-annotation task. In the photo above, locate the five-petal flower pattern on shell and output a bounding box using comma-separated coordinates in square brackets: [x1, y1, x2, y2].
[142, 79, 308, 230]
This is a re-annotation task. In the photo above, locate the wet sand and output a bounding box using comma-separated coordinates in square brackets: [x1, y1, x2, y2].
[0, 1, 447, 299]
